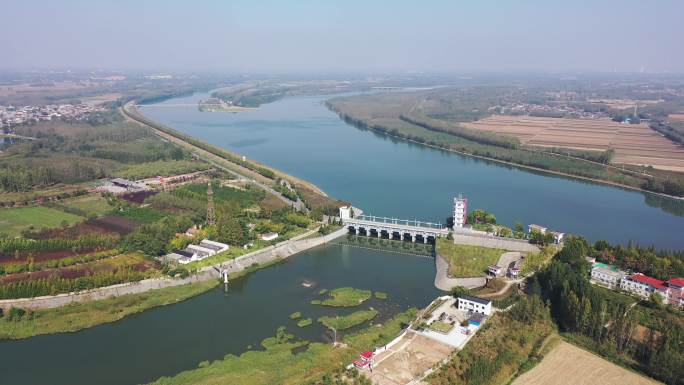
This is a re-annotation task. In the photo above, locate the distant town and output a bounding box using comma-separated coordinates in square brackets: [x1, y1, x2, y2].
[0, 103, 105, 128]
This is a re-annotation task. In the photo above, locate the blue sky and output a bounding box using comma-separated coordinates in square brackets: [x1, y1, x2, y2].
[2, 0, 683, 72]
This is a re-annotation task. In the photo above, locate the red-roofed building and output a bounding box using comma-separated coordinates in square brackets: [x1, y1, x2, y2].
[620, 273, 668, 302]
[353, 351, 375, 369]
[666, 278, 684, 308]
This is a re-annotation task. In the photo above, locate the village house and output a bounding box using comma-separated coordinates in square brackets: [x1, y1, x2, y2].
[488, 265, 503, 276]
[620, 273, 668, 302]
[527, 224, 547, 234]
[456, 295, 492, 316]
[527, 224, 564, 243]
[666, 278, 684, 307]
[590, 264, 626, 289]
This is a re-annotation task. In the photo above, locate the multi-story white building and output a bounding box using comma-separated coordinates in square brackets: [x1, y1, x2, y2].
[456, 295, 492, 315]
[620, 273, 668, 302]
[453, 195, 467, 229]
[590, 265, 626, 289]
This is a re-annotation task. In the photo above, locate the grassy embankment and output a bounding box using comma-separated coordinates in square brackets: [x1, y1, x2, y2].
[318, 309, 379, 330]
[326, 93, 684, 197]
[0, 279, 218, 340]
[148, 308, 417, 385]
[436, 239, 504, 277]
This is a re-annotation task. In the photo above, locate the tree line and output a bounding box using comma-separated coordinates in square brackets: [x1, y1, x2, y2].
[0, 268, 150, 299]
[591, 240, 684, 281]
[0, 234, 118, 254]
[530, 237, 683, 384]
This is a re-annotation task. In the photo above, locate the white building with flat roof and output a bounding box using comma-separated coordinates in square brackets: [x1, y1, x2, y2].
[590, 265, 626, 289]
[456, 295, 492, 315]
[528, 224, 547, 234]
[176, 239, 229, 264]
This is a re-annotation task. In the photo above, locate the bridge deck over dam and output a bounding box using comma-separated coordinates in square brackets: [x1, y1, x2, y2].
[344, 214, 449, 242]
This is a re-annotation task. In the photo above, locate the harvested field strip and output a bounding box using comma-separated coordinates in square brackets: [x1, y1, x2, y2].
[511, 341, 661, 385]
[462, 115, 684, 172]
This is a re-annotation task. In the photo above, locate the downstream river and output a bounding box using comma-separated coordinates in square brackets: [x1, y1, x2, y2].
[2, 91, 683, 385]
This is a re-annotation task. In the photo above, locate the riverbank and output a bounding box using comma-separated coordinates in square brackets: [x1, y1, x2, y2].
[148, 308, 418, 385]
[0, 279, 219, 340]
[326, 104, 684, 201]
[0, 227, 349, 339]
[122, 102, 332, 204]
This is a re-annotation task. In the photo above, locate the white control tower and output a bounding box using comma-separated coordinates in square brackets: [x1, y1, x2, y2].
[453, 195, 467, 229]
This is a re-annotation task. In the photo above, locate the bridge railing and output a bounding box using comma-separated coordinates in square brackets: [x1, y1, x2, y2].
[352, 215, 445, 230]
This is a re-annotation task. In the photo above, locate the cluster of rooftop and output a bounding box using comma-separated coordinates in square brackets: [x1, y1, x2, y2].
[0, 103, 105, 128]
[590, 260, 684, 307]
[166, 239, 229, 264]
[487, 102, 610, 119]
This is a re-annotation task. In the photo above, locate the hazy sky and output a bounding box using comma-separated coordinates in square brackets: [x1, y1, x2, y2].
[3, 0, 683, 73]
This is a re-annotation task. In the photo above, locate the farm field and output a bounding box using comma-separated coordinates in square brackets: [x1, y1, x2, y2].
[511, 341, 661, 385]
[0, 206, 83, 237]
[461, 115, 684, 172]
[61, 194, 112, 217]
[0, 252, 157, 285]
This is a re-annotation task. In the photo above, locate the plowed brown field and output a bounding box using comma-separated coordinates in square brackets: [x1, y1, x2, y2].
[462, 115, 684, 172]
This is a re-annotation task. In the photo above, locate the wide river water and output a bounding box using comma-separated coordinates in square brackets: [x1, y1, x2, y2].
[1, 91, 683, 385]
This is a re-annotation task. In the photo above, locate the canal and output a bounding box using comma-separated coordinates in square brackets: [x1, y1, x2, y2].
[2, 91, 683, 385]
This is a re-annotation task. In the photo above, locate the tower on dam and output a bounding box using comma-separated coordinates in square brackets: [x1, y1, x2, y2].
[453, 195, 467, 229]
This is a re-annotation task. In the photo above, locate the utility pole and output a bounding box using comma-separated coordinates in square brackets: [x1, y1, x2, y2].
[206, 181, 216, 225]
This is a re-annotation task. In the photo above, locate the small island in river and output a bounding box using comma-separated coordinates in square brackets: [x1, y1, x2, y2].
[198, 97, 256, 113]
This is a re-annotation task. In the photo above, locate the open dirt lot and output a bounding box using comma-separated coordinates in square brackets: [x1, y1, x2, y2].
[511, 341, 661, 385]
[462, 115, 684, 172]
[366, 331, 454, 385]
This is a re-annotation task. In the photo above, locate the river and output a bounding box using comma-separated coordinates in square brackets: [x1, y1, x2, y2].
[1, 91, 683, 385]
[141, 92, 684, 249]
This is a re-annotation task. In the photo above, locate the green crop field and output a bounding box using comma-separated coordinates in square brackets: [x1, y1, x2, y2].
[437, 239, 504, 277]
[62, 194, 112, 217]
[0, 206, 83, 237]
